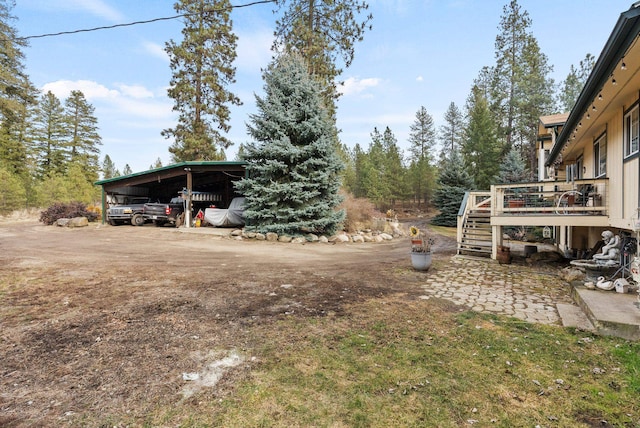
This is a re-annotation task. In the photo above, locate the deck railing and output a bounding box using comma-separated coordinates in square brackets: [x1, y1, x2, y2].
[491, 178, 609, 216]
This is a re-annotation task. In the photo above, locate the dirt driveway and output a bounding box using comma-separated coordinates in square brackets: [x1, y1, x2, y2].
[0, 220, 456, 426]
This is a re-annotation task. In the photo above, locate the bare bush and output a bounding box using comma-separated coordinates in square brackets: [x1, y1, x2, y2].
[339, 191, 384, 233]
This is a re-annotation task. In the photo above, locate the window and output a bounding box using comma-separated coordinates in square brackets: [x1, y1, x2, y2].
[624, 104, 639, 158]
[594, 133, 606, 177]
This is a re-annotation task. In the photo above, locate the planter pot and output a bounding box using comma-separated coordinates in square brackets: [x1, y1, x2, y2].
[410, 252, 432, 271]
[497, 246, 511, 264]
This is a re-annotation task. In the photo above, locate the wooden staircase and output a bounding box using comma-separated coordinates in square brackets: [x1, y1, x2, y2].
[458, 195, 492, 258]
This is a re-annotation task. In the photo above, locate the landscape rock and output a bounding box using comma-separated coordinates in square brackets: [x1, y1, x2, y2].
[305, 233, 319, 242]
[379, 233, 393, 241]
[352, 234, 365, 243]
[231, 229, 243, 236]
[266, 232, 278, 242]
[319, 236, 329, 243]
[291, 237, 306, 244]
[68, 217, 88, 228]
[559, 266, 585, 283]
[255, 233, 266, 241]
[56, 218, 71, 227]
[278, 235, 293, 243]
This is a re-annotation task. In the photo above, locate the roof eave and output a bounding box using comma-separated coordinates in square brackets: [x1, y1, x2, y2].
[546, 4, 640, 166]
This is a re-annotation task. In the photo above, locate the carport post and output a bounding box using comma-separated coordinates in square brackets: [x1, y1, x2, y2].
[185, 168, 192, 228]
[101, 187, 106, 224]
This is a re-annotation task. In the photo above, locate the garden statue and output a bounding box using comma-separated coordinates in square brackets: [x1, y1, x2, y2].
[592, 230, 621, 266]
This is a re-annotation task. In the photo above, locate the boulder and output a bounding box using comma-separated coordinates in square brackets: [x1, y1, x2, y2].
[68, 217, 88, 228]
[266, 232, 278, 242]
[306, 233, 319, 242]
[291, 237, 306, 244]
[319, 236, 329, 243]
[379, 233, 393, 241]
[278, 235, 293, 243]
[56, 218, 71, 227]
[231, 229, 243, 236]
[352, 234, 365, 243]
[255, 233, 266, 241]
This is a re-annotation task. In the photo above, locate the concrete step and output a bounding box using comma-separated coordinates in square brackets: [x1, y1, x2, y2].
[571, 286, 640, 340]
[557, 303, 595, 332]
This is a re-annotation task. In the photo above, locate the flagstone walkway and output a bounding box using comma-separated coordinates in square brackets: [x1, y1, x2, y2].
[419, 257, 575, 325]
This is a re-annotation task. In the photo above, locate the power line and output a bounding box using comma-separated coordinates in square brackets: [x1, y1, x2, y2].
[19, 0, 276, 41]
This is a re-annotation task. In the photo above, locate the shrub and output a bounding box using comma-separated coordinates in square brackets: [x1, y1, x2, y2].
[339, 191, 384, 233]
[40, 201, 99, 225]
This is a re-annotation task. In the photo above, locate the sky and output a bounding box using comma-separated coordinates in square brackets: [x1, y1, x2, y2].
[12, 0, 637, 174]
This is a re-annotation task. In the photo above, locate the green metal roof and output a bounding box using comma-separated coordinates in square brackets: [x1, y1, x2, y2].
[94, 161, 247, 185]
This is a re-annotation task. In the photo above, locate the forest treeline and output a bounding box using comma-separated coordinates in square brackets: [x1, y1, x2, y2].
[0, 0, 592, 219]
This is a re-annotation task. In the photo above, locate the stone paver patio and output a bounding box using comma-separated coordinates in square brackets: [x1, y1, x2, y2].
[419, 257, 575, 325]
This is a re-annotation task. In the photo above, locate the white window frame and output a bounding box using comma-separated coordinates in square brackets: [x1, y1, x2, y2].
[624, 104, 639, 158]
[594, 133, 607, 178]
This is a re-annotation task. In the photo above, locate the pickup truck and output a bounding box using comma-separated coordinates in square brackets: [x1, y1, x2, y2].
[142, 197, 185, 227]
[107, 197, 150, 226]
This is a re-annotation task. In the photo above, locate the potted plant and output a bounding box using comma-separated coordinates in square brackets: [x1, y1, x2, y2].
[409, 226, 435, 271]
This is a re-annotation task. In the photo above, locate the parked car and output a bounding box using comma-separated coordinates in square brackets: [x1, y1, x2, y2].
[142, 197, 185, 227]
[106, 197, 150, 226]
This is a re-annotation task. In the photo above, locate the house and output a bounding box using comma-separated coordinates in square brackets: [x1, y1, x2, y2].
[457, 2, 640, 262]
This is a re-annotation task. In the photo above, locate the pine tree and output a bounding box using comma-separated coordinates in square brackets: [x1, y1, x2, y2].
[431, 150, 474, 227]
[0, 165, 26, 213]
[122, 164, 133, 175]
[163, 0, 241, 161]
[407, 106, 436, 206]
[439, 102, 465, 156]
[558, 53, 595, 112]
[102, 154, 117, 179]
[490, 0, 532, 150]
[462, 85, 503, 190]
[0, 0, 37, 178]
[235, 53, 344, 235]
[273, 0, 372, 117]
[514, 36, 555, 170]
[32, 91, 69, 178]
[65, 90, 101, 183]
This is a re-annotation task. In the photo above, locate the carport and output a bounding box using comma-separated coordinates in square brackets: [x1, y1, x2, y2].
[95, 161, 247, 227]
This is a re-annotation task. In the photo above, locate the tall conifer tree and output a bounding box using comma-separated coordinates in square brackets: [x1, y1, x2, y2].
[273, 0, 372, 118]
[236, 53, 344, 235]
[65, 90, 101, 183]
[163, 0, 241, 161]
[0, 0, 36, 178]
[32, 91, 69, 178]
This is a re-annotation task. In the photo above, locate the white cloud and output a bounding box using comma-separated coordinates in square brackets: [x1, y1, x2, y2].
[142, 41, 169, 62]
[115, 84, 154, 99]
[42, 80, 119, 100]
[40, 79, 172, 121]
[338, 77, 381, 96]
[66, 0, 124, 22]
[416, 75, 424, 82]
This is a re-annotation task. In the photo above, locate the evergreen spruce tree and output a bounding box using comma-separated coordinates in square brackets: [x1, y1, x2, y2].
[235, 53, 344, 235]
[496, 147, 529, 184]
[122, 164, 133, 175]
[431, 150, 474, 227]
